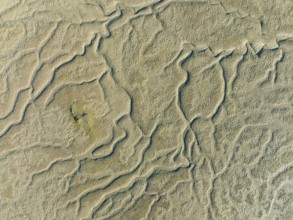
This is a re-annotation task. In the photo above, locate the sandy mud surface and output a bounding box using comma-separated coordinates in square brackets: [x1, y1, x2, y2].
[0, 0, 292, 219]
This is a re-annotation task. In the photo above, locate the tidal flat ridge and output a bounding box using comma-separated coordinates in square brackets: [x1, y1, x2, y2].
[0, 0, 292, 219]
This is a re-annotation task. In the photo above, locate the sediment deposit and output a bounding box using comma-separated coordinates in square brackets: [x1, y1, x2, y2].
[0, 0, 292, 219]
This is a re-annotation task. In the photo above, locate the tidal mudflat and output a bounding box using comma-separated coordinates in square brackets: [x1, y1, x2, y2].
[0, 0, 292, 219]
